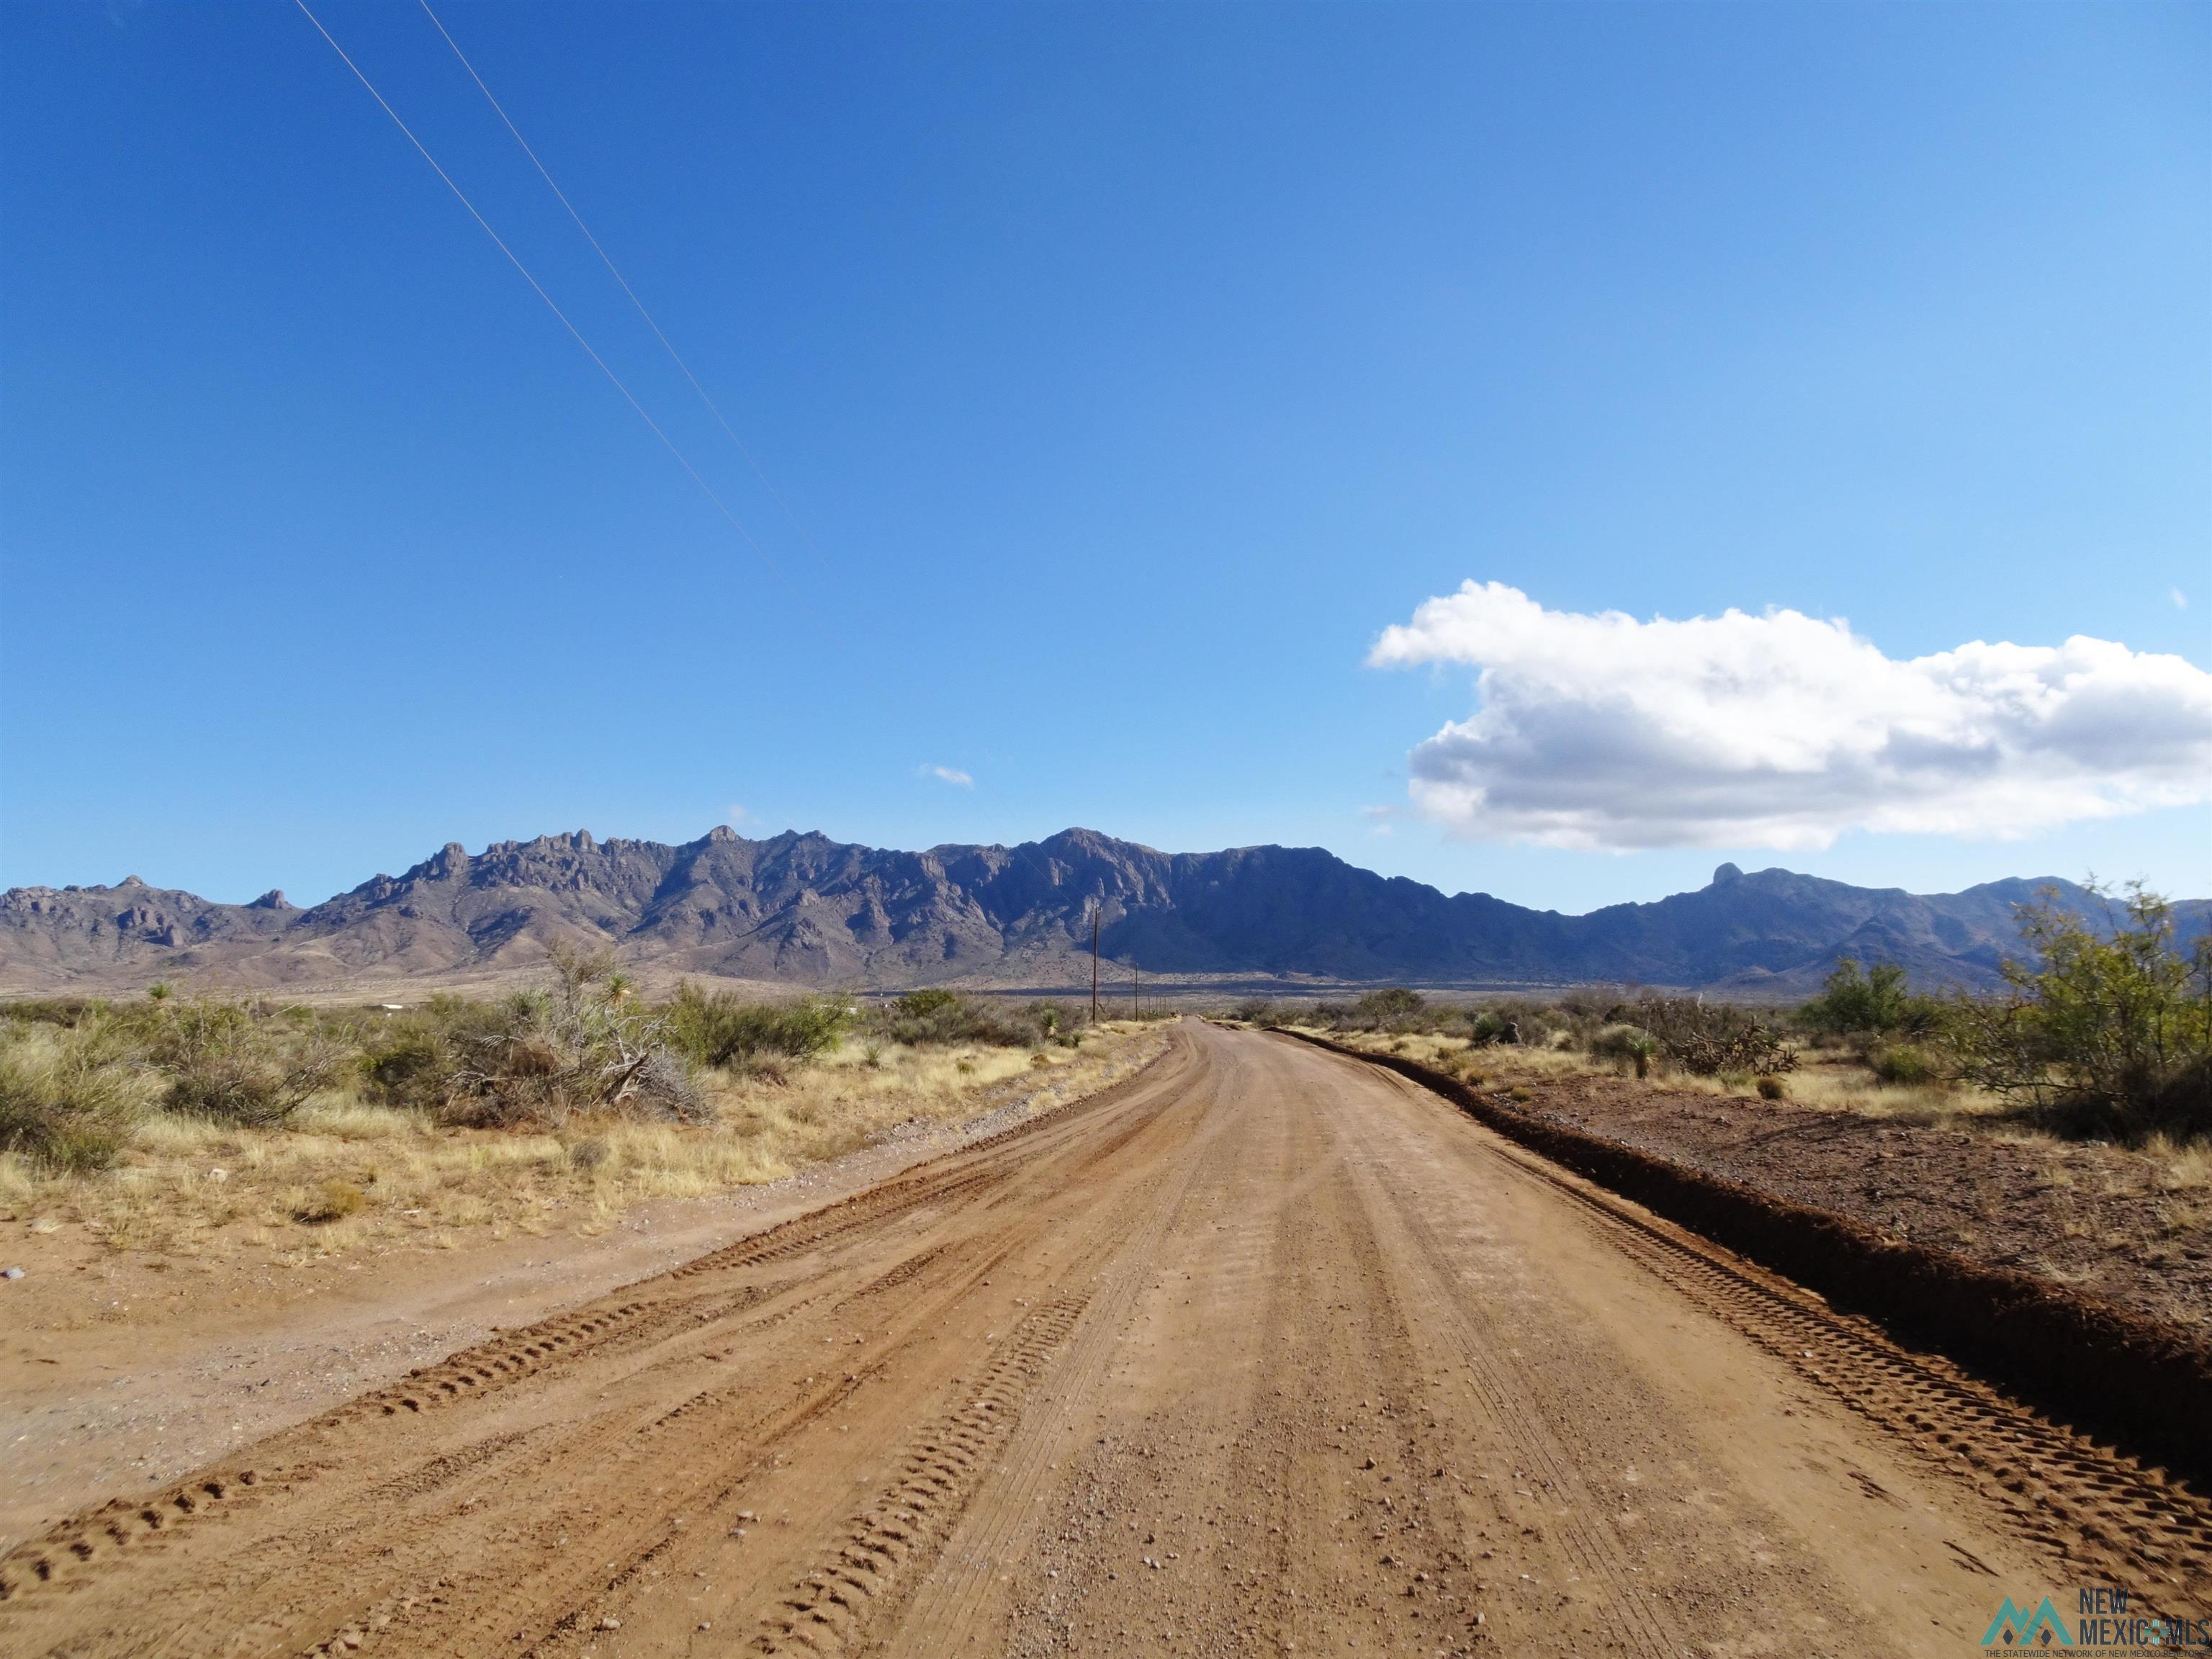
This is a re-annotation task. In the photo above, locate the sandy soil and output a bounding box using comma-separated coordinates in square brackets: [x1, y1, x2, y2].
[0, 1059, 1154, 1558]
[2, 1021, 2204, 1657]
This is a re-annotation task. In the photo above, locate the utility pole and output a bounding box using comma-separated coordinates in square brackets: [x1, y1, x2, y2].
[1089, 904, 1100, 1027]
[1133, 961, 1139, 1020]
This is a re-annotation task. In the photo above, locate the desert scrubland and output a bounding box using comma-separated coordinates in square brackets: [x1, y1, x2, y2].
[1, 885, 2207, 1655]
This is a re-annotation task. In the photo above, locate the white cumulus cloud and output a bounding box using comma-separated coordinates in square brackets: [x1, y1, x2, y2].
[1369, 581, 2212, 850]
[922, 765, 974, 788]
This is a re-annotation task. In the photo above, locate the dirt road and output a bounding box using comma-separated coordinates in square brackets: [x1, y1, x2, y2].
[4, 1022, 2205, 1656]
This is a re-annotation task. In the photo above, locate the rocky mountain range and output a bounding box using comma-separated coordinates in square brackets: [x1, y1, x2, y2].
[2, 825, 2200, 999]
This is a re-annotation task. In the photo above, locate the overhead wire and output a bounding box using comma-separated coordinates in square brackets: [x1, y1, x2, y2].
[296, 2, 1110, 979]
[418, 0, 835, 584]
[292, 0, 806, 608]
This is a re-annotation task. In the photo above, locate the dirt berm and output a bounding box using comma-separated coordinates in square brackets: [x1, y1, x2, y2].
[1282, 1029, 2212, 1487]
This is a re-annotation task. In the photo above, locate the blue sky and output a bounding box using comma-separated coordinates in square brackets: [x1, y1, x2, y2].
[4, 1, 2206, 914]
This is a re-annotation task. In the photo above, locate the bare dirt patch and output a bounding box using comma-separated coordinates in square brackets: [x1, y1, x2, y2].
[1318, 1029, 2212, 1334]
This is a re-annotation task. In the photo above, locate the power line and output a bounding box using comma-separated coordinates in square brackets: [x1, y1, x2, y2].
[292, 0, 801, 602]
[418, 0, 835, 583]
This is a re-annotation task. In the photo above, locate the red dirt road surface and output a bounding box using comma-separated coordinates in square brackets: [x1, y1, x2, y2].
[4, 1021, 2206, 1656]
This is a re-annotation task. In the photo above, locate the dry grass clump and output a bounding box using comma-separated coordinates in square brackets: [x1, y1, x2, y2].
[0, 1022, 150, 1172]
[0, 1017, 1165, 1264]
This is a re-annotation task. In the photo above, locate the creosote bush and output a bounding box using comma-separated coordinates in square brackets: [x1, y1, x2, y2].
[139, 997, 346, 1127]
[1946, 881, 2211, 1142]
[871, 989, 1079, 1050]
[667, 984, 852, 1070]
[1869, 1043, 1941, 1087]
[1798, 958, 1939, 1041]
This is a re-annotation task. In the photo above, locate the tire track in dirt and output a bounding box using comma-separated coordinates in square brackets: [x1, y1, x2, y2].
[884, 1048, 1240, 1655]
[2, 1025, 2192, 1659]
[1330, 1126, 1687, 1659]
[1493, 1136, 2212, 1589]
[0, 1038, 1200, 1655]
[750, 1295, 1095, 1655]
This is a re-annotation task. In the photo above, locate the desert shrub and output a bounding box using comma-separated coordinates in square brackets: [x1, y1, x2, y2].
[1754, 1074, 1786, 1101]
[667, 984, 853, 1070]
[360, 1021, 455, 1114]
[1229, 1000, 1284, 1026]
[1, 997, 107, 1030]
[357, 997, 495, 1115]
[1468, 1010, 1521, 1046]
[1869, 1043, 1941, 1087]
[1557, 988, 1622, 1020]
[1799, 959, 1939, 1039]
[1493, 999, 1581, 1046]
[1625, 997, 1797, 1077]
[1948, 882, 2212, 1141]
[1588, 1023, 1659, 1079]
[440, 948, 703, 1129]
[1021, 1000, 1086, 1043]
[881, 989, 970, 1045]
[141, 997, 346, 1127]
[1355, 987, 1425, 1028]
[872, 989, 1058, 1048]
[0, 1022, 143, 1172]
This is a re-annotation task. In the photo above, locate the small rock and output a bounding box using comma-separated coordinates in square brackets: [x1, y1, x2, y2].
[1, 1267, 23, 1281]
[598, 1616, 621, 1629]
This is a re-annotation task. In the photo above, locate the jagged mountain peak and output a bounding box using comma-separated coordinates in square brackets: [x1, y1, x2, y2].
[1, 827, 2200, 998]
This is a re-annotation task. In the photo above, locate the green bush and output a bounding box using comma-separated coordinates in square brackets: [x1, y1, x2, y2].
[871, 989, 1066, 1048]
[1468, 1010, 1520, 1046]
[1355, 987, 1425, 1026]
[1948, 881, 2211, 1141]
[1588, 1023, 1658, 1078]
[357, 997, 502, 1115]
[139, 997, 344, 1127]
[1869, 1043, 1940, 1087]
[1799, 959, 1939, 1038]
[667, 984, 852, 1069]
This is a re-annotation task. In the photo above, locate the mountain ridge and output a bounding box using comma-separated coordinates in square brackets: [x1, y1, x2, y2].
[2, 826, 2200, 998]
